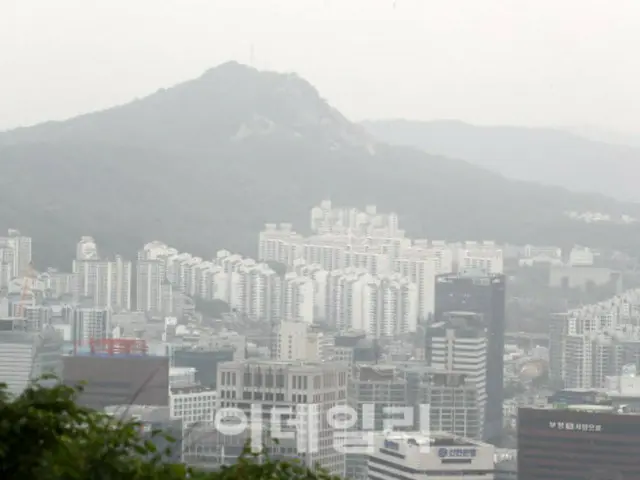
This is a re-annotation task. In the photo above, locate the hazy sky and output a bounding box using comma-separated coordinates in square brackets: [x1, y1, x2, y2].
[2, 0, 639, 132]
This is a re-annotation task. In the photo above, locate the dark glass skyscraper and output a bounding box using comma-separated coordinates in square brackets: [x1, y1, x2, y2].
[431, 270, 506, 443]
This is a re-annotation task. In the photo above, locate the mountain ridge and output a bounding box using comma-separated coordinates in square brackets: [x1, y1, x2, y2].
[2, 63, 640, 268]
[362, 119, 640, 202]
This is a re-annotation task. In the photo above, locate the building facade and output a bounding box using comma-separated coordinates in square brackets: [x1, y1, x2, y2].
[434, 271, 506, 443]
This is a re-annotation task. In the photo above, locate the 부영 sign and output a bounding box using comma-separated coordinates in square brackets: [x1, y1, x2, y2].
[548, 421, 602, 432]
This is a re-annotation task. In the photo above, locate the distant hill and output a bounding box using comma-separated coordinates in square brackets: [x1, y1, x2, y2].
[362, 119, 640, 202]
[2, 62, 640, 268]
[563, 125, 640, 149]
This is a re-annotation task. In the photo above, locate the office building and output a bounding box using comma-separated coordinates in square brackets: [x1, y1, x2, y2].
[0, 319, 63, 397]
[170, 385, 216, 428]
[434, 271, 506, 442]
[367, 432, 495, 480]
[216, 359, 349, 477]
[518, 405, 640, 479]
[63, 340, 169, 410]
[426, 312, 488, 439]
[346, 364, 415, 480]
[169, 367, 198, 388]
[345, 365, 482, 479]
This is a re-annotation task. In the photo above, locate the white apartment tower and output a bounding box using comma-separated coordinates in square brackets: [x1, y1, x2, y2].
[455, 241, 503, 274]
[258, 223, 303, 265]
[393, 254, 436, 320]
[325, 269, 418, 337]
[282, 273, 314, 324]
[229, 260, 282, 322]
[0, 229, 32, 280]
[73, 237, 131, 311]
[136, 259, 164, 313]
[6, 229, 32, 279]
[72, 307, 112, 348]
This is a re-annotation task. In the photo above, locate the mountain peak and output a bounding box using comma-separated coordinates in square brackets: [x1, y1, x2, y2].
[199, 61, 258, 80]
[0, 62, 373, 151]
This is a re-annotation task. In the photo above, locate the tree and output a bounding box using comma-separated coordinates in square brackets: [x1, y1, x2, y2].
[0, 379, 342, 480]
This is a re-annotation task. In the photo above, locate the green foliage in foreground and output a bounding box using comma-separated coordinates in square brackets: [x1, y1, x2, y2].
[0, 379, 341, 480]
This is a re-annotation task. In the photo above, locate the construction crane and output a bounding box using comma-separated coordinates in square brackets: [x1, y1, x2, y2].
[15, 261, 37, 318]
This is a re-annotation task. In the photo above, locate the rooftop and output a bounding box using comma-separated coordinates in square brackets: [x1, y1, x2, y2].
[380, 431, 488, 448]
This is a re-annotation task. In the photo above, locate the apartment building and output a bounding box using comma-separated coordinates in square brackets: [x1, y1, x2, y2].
[282, 273, 314, 324]
[0, 229, 33, 280]
[73, 238, 132, 311]
[455, 241, 504, 274]
[38, 268, 78, 299]
[310, 201, 400, 237]
[71, 306, 112, 348]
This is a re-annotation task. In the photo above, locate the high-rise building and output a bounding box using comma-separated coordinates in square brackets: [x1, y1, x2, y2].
[0, 229, 33, 279]
[455, 241, 504, 274]
[393, 254, 437, 321]
[345, 365, 482, 479]
[0, 244, 14, 288]
[71, 306, 112, 348]
[136, 259, 163, 312]
[325, 269, 418, 337]
[216, 359, 349, 477]
[518, 405, 640, 479]
[0, 319, 63, 397]
[39, 268, 78, 299]
[74, 252, 132, 311]
[426, 312, 488, 439]
[282, 273, 314, 324]
[223, 259, 282, 322]
[22, 305, 52, 331]
[433, 271, 506, 443]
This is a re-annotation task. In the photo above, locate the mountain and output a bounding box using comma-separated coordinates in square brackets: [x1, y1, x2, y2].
[362, 119, 640, 202]
[2, 62, 640, 268]
[564, 125, 640, 149]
